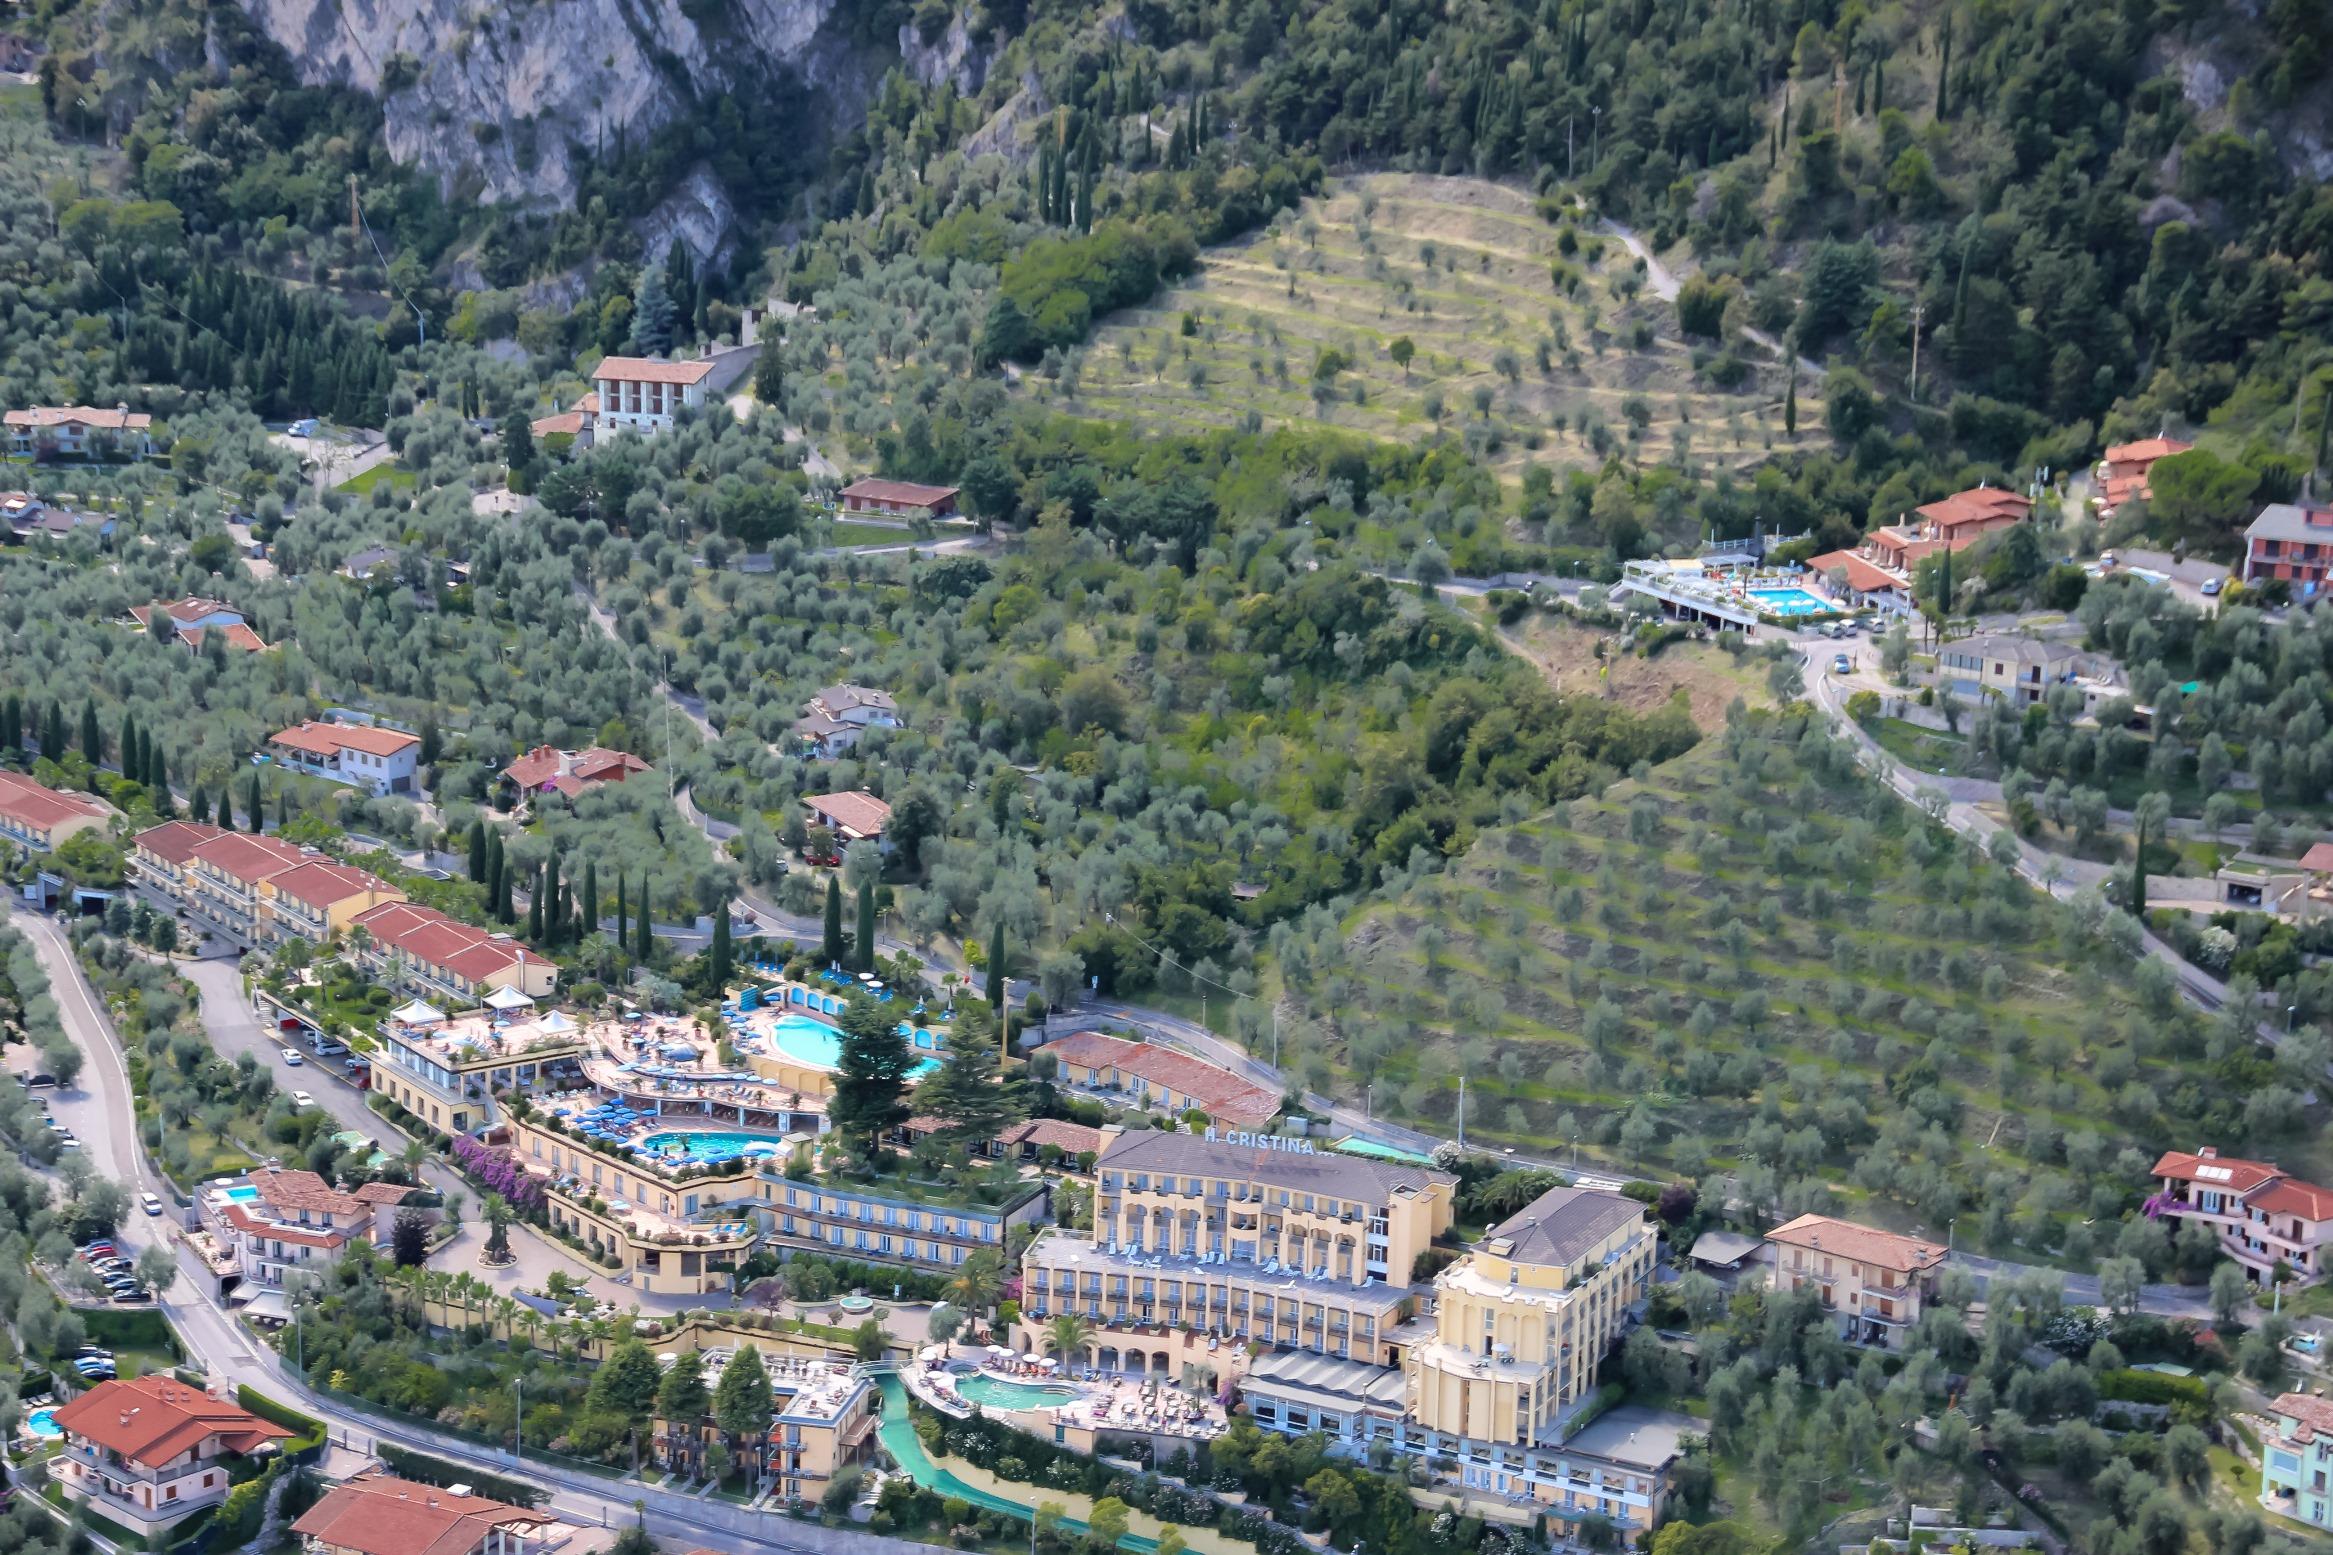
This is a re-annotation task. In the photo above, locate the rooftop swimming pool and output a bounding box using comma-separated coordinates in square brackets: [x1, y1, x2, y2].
[639, 1129, 791, 1161]
[764, 1012, 940, 1076]
[221, 1185, 260, 1205]
[956, 1375, 1084, 1411]
[1745, 587, 1837, 617]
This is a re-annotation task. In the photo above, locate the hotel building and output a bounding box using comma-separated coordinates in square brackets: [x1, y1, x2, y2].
[348, 900, 560, 1007]
[370, 1001, 585, 1137]
[0, 769, 112, 856]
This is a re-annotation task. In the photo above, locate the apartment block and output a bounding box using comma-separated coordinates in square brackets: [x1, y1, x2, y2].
[293, 1472, 558, 1555]
[2262, 1392, 2333, 1533]
[0, 769, 112, 855]
[1764, 1213, 1947, 1348]
[374, 1003, 584, 1137]
[129, 821, 405, 950]
[202, 1166, 417, 1288]
[349, 900, 559, 1008]
[755, 1168, 1049, 1270]
[2150, 1147, 2333, 1285]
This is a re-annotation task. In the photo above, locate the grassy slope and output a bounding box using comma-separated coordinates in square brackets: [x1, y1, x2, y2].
[1277, 708, 2318, 1247]
[1062, 173, 1818, 483]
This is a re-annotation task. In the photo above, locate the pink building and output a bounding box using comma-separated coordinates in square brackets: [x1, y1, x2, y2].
[2151, 1147, 2333, 1285]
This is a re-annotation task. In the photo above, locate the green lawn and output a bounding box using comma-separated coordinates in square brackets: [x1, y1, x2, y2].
[1866, 716, 1967, 774]
[337, 462, 417, 495]
[823, 520, 920, 548]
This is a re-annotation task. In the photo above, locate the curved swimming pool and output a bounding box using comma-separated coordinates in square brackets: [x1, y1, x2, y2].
[956, 1375, 1084, 1411]
[26, 1407, 61, 1439]
[766, 1012, 940, 1076]
[638, 1129, 792, 1160]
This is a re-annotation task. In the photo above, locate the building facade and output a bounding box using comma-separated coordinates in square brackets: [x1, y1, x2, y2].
[1932, 633, 2121, 710]
[264, 721, 422, 796]
[2262, 1392, 2333, 1533]
[1039, 1030, 1282, 1128]
[203, 1167, 414, 1288]
[5, 404, 155, 459]
[756, 1168, 1048, 1271]
[131, 822, 408, 950]
[2242, 502, 2333, 598]
[2149, 1147, 2333, 1285]
[0, 770, 112, 855]
[348, 900, 561, 1007]
[1763, 1213, 1947, 1348]
[792, 685, 903, 757]
[838, 478, 960, 521]
[48, 1376, 292, 1535]
[589, 357, 715, 436]
[371, 1004, 584, 1137]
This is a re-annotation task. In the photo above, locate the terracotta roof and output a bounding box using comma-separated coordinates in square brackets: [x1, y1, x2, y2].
[0, 770, 111, 834]
[1764, 1213, 1947, 1274]
[352, 901, 523, 980]
[441, 938, 544, 984]
[2272, 1392, 2333, 1443]
[250, 1166, 365, 1218]
[291, 1473, 549, 1555]
[5, 405, 152, 430]
[49, 1375, 292, 1468]
[805, 790, 892, 839]
[568, 748, 650, 783]
[1807, 550, 1904, 594]
[134, 820, 231, 865]
[2105, 437, 2191, 467]
[841, 477, 960, 508]
[179, 623, 271, 653]
[2252, 1178, 2333, 1221]
[352, 1181, 419, 1206]
[269, 720, 421, 759]
[2151, 1148, 2284, 1194]
[188, 831, 309, 885]
[223, 1202, 353, 1249]
[1914, 486, 2032, 531]
[998, 1118, 1106, 1157]
[264, 860, 399, 910]
[502, 745, 648, 792]
[1043, 1030, 1280, 1126]
[592, 355, 716, 386]
[2300, 842, 2333, 873]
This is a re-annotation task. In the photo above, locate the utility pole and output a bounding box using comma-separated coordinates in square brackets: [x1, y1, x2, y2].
[1565, 116, 1575, 181]
[1456, 1074, 1467, 1150]
[1908, 298, 1926, 403]
[514, 1375, 524, 1463]
[349, 173, 359, 241]
[1590, 107, 1601, 172]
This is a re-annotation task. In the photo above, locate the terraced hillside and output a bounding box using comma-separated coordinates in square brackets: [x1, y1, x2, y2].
[1270, 708, 2322, 1259]
[1061, 173, 1815, 482]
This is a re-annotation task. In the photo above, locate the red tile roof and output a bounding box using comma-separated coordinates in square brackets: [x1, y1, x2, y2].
[352, 1181, 419, 1206]
[1042, 1030, 1280, 1126]
[2151, 1148, 2285, 1194]
[806, 790, 892, 839]
[1807, 550, 1904, 594]
[353, 900, 541, 989]
[841, 478, 961, 508]
[188, 831, 309, 885]
[0, 770, 111, 834]
[291, 1474, 550, 1555]
[592, 355, 716, 386]
[250, 1166, 366, 1218]
[502, 745, 648, 793]
[1765, 1213, 1947, 1274]
[1914, 486, 2032, 532]
[269, 721, 420, 759]
[6, 405, 152, 430]
[178, 623, 271, 653]
[49, 1375, 292, 1468]
[223, 1202, 353, 1249]
[2104, 437, 2191, 467]
[264, 860, 399, 910]
[134, 820, 231, 865]
[2300, 842, 2333, 873]
[2252, 1179, 2333, 1221]
[2272, 1391, 2333, 1443]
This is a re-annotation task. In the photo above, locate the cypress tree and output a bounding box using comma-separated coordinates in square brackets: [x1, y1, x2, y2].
[855, 878, 876, 974]
[1784, 363, 1799, 435]
[487, 832, 508, 921]
[80, 698, 100, 765]
[275, 784, 287, 828]
[148, 746, 171, 816]
[558, 883, 574, 943]
[711, 901, 733, 991]
[822, 876, 844, 965]
[190, 786, 209, 824]
[468, 819, 488, 882]
[526, 864, 544, 942]
[44, 701, 62, 761]
[582, 861, 600, 940]
[615, 873, 629, 947]
[1873, 56, 1883, 112]
[3, 693, 18, 755]
[247, 771, 264, 832]
[985, 922, 1006, 1010]
[543, 853, 562, 946]
[634, 879, 653, 962]
[1936, 12, 1951, 119]
[118, 711, 136, 775]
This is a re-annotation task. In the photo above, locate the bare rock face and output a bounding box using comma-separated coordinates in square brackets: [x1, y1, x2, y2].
[238, 0, 858, 214]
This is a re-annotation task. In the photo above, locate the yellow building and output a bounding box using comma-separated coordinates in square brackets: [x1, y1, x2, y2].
[1409, 1185, 1656, 1445]
[1019, 1128, 1454, 1375]
[504, 1111, 764, 1295]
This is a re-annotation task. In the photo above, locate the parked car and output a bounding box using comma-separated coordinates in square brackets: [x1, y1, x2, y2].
[280, 1047, 303, 1066]
[1831, 653, 1852, 674]
[2201, 576, 2224, 596]
[141, 1192, 164, 1216]
[109, 1289, 146, 1304]
[291, 1091, 316, 1110]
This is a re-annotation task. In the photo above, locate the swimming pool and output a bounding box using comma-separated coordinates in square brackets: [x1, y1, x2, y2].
[221, 1185, 260, 1205]
[639, 1129, 792, 1161]
[26, 1407, 61, 1439]
[957, 1375, 1084, 1411]
[1746, 587, 1837, 617]
[765, 1012, 940, 1075]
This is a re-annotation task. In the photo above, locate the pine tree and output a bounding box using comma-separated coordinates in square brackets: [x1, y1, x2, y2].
[634, 879, 653, 962]
[582, 860, 600, 940]
[80, 698, 100, 765]
[628, 265, 678, 356]
[855, 878, 877, 974]
[468, 819, 488, 882]
[118, 711, 136, 776]
[828, 997, 918, 1166]
[711, 902, 733, 992]
[822, 876, 843, 966]
[1936, 12, 1952, 119]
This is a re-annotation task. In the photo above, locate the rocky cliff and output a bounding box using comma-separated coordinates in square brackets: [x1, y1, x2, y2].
[236, 0, 897, 215]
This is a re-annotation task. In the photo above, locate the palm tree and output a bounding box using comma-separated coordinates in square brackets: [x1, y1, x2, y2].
[947, 1248, 1005, 1318]
[484, 1194, 514, 1264]
[1045, 1313, 1093, 1367]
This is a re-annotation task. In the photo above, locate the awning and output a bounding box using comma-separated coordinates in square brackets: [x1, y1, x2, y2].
[485, 986, 536, 1011]
[239, 1288, 291, 1321]
[390, 999, 443, 1026]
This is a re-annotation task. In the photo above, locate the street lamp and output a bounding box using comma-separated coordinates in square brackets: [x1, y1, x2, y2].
[2288, 1005, 2300, 1034]
[513, 1375, 524, 1464]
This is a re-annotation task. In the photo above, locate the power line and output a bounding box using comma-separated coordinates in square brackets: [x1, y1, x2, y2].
[350, 177, 425, 350]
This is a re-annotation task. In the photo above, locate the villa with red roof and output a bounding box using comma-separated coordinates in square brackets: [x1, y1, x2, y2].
[265, 720, 422, 797]
[2150, 1147, 2333, 1286]
[1805, 484, 2036, 615]
[804, 790, 892, 855]
[0, 769, 113, 856]
[49, 1375, 292, 1534]
[203, 1165, 420, 1290]
[839, 477, 960, 522]
[5, 403, 155, 460]
[292, 1472, 557, 1555]
[1039, 1029, 1281, 1128]
[498, 745, 651, 810]
[1764, 1213, 1948, 1349]
[125, 596, 272, 653]
[2097, 437, 2192, 515]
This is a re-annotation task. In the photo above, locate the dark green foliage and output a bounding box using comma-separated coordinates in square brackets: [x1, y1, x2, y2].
[829, 996, 918, 1165]
[823, 875, 844, 965]
[854, 878, 876, 973]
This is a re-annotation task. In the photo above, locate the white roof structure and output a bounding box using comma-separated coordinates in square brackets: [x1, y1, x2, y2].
[390, 999, 444, 1026]
[484, 985, 537, 1011]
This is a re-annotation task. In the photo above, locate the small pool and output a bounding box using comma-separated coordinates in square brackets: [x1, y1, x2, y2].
[26, 1407, 61, 1439]
[639, 1129, 792, 1161]
[1746, 587, 1836, 617]
[764, 1012, 940, 1075]
[957, 1375, 1084, 1411]
[221, 1185, 260, 1205]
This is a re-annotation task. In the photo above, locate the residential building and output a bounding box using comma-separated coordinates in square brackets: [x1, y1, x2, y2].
[255, 859, 408, 950]
[530, 391, 599, 446]
[1039, 1029, 1282, 1128]
[499, 745, 651, 807]
[1764, 1213, 1947, 1348]
[1019, 1128, 1453, 1375]
[265, 720, 423, 796]
[838, 478, 960, 522]
[589, 357, 715, 436]
[2097, 437, 2192, 515]
[369, 999, 582, 1136]
[1932, 633, 2122, 709]
[792, 684, 903, 758]
[767, 1360, 878, 1503]
[338, 546, 399, 581]
[131, 823, 408, 950]
[5, 404, 155, 460]
[0, 769, 112, 855]
[804, 790, 891, 853]
[2149, 1147, 2333, 1285]
[48, 1376, 293, 1535]
[4, 492, 115, 543]
[2260, 1392, 2333, 1533]
[756, 1166, 1049, 1271]
[1409, 1185, 1656, 1446]
[2242, 502, 2333, 598]
[291, 1472, 559, 1555]
[128, 819, 230, 906]
[1807, 549, 1913, 613]
[2212, 854, 2322, 916]
[995, 1116, 1106, 1166]
[173, 828, 316, 943]
[203, 1166, 416, 1288]
[349, 900, 559, 1008]
[127, 596, 270, 653]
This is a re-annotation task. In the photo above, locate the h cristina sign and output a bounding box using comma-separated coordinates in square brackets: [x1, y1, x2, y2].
[1203, 1127, 1314, 1154]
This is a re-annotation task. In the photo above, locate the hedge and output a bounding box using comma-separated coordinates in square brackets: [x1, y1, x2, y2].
[80, 1306, 182, 1357]
[2098, 1368, 2210, 1407]
[378, 1443, 545, 1509]
[235, 1384, 327, 1457]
